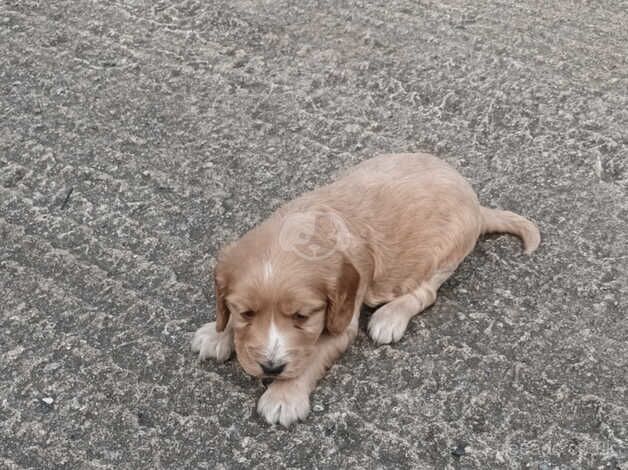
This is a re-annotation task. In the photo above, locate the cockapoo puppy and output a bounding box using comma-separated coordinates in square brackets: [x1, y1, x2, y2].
[192, 153, 540, 426]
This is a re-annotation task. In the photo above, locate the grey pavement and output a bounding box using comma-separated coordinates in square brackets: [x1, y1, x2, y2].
[1, 1, 627, 468]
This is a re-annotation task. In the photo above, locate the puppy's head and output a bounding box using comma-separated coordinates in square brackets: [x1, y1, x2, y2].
[213, 230, 360, 380]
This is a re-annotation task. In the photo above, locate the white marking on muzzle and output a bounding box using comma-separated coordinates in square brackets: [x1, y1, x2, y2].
[266, 321, 286, 363]
[263, 260, 273, 281]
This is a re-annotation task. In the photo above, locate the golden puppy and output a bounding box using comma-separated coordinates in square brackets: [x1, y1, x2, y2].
[191, 153, 540, 426]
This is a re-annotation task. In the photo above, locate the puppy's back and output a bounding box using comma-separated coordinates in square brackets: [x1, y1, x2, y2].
[286, 154, 483, 298]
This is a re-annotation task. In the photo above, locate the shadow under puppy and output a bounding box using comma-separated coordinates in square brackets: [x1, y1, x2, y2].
[192, 153, 540, 426]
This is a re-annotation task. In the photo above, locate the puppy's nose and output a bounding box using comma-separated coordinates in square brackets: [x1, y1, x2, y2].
[260, 362, 286, 376]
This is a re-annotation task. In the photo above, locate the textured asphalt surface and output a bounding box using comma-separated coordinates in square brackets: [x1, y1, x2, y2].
[1, 1, 627, 468]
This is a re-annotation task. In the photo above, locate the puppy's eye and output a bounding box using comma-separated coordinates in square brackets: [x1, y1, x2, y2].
[292, 312, 308, 322]
[241, 310, 255, 320]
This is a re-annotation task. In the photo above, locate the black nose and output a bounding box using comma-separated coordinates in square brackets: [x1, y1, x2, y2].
[260, 362, 286, 376]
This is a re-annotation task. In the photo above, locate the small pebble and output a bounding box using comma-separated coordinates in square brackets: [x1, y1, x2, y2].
[313, 404, 324, 412]
[42, 397, 54, 405]
[452, 443, 467, 457]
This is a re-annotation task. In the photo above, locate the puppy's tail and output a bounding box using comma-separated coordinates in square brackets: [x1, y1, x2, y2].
[480, 207, 541, 255]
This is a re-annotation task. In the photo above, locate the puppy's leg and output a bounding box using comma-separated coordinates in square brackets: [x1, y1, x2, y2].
[191, 321, 234, 362]
[257, 313, 359, 426]
[368, 269, 453, 344]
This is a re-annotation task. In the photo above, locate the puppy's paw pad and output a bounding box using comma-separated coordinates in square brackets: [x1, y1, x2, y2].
[191, 322, 234, 362]
[368, 307, 410, 344]
[257, 384, 310, 427]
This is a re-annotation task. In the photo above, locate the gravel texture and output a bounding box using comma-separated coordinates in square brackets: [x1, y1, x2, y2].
[1, 0, 627, 468]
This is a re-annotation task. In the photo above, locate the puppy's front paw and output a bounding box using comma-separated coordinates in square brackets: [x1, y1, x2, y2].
[257, 381, 310, 426]
[368, 304, 410, 344]
[191, 322, 234, 362]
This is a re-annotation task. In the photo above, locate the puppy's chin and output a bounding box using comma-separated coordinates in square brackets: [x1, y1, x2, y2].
[267, 369, 298, 380]
[261, 377, 274, 387]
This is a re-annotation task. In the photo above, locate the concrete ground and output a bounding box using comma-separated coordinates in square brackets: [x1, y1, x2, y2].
[1, 0, 626, 468]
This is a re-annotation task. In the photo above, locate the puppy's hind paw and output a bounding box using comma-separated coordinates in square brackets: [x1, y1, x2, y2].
[191, 321, 234, 362]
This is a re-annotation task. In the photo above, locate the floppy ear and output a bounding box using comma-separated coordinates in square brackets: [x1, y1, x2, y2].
[213, 263, 230, 332]
[325, 258, 360, 335]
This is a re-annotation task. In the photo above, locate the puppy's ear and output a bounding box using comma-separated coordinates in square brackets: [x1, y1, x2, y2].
[326, 258, 360, 335]
[214, 262, 230, 332]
